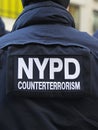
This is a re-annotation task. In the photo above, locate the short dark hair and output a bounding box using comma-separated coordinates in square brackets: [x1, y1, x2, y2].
[21, 0, 70, 8]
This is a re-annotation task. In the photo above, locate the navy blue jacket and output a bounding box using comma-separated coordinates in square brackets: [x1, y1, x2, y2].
[1, 1, 98, 129]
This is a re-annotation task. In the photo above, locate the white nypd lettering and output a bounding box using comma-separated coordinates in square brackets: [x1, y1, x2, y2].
[64, 58, 80, 79]
[50, 58, 63, 79]
[34, 58, 49, 79]
[18, 58, 33, 79]
[18, 57, 80, 80]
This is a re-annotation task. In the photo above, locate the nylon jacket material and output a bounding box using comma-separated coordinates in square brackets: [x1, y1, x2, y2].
[1, 1, 98, 129]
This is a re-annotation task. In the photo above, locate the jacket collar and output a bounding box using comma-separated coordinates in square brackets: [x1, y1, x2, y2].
[12, 1, 75, 31]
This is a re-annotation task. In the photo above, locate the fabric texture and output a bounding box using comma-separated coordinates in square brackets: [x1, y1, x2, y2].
[0, 1, 98, 130]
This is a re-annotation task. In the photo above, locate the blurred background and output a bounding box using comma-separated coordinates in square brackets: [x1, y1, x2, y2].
[0, 0, 98, 34]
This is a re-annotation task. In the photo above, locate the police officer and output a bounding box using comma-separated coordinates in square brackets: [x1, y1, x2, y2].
[0, 0, 98, 129]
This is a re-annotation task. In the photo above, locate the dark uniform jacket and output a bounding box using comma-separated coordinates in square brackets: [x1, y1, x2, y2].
[1, 1, 98, 130]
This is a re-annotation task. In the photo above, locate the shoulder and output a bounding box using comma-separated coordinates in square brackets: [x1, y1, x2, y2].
[62, 26, 98, 51]
[0, 28, 29, 49]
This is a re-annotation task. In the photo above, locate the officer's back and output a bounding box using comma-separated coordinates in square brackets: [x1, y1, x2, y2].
[0, 0, 98, 129]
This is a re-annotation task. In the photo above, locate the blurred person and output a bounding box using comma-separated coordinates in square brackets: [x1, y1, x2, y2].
[0, 17, 8, 37]
[93, 30, 98, 38]
[1, 0, 98, 129]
